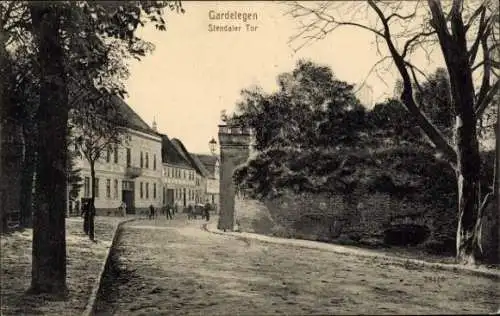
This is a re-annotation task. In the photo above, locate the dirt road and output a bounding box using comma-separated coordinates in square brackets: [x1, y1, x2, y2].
[95, 215, 498, 315]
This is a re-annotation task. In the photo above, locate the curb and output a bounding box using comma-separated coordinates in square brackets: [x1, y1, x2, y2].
[83, 217, 138, 316]
[203, 222, 500, 280]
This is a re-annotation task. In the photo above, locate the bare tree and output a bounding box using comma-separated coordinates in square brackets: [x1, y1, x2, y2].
[71, 91, 128, 239]
[285, 0, 499, 264]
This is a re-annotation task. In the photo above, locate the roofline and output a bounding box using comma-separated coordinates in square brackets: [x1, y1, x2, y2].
[126, 127, 162, 142]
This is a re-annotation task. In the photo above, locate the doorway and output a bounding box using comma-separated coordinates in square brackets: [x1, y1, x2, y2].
[167, 189, 174, 206]
[122, 180, 135, 214]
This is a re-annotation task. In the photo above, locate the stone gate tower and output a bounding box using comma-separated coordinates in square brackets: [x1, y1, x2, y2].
[217, 124, 252, 231]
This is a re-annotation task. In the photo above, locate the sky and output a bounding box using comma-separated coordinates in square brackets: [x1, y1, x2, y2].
[125, 1, 443, 154]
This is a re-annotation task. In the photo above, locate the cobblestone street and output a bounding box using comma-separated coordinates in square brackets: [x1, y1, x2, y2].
[95, 215, 499, 315]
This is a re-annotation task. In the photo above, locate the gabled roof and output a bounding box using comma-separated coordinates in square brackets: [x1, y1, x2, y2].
[112, 96, 157, 136]
[171, 138, 210, 177]
[195, 154, 218, 176]
[70, 90, 157, 137]
[159, 134, 192, 168]
[190, 153, 211, 178]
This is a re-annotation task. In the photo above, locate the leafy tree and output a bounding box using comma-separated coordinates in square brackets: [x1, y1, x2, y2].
[23, 0, 184, 294]
[230, 61, 367, 200]
[8, 46, 39, 228]
[414, 68, 454, 136]
[367, 98, 422, 145]
[285, 0, 499, 264]
[231, 60, 365, 151]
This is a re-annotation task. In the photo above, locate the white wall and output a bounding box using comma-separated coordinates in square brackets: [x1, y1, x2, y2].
[73, 128, 163, 210]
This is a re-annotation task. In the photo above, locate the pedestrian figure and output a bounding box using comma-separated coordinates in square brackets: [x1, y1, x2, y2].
[74, 200, 80, 217]
[174, 202, 179, 215]
[165, 204, 173, 220]
[81, 198, 90, 235]
[119, 201, 127, 217]
[187, 204, 194, 219]
[204, 201, 211, 222]
[149, 204, 155, 220]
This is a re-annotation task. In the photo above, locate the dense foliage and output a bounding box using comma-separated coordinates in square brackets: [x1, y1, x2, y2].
[230, 61, 496, 255]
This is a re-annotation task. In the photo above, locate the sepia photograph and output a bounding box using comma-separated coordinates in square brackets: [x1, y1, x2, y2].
[0, 1, 499, 315]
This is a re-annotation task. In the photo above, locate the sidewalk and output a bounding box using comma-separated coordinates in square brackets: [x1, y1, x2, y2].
[204, 217, 500, 280]
[0, 216, 133, 316]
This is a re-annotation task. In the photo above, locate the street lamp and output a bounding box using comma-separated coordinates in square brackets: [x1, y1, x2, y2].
[209, 137, 217, 155]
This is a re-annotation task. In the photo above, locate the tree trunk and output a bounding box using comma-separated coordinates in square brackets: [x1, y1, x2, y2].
[0, 28, 7, 232]
[494, 101, 500, 262]
[20, 124, 36, 227]
[455, 131, 482, 265]
[89, 160, 96, 240]
[29, 3, 69, 295]
[426, 0, 487, 264]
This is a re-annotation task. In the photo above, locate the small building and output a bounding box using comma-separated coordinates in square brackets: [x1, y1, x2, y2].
[160, 134, 197, 209]
[194, 154, 220, 206]
[170, 138, 211, 205]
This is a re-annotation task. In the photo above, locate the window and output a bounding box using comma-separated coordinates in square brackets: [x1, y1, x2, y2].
[140, 151, 143, 168]
[106, 149, 111, 163]
[146, 183, 149, 199]
[153, 154, 156, 170]
[126, 148, 131, 167]
[114, 179, 118, 199]
[167, 167, 171, 177]
[183, 170, 186, 179]
[84, 177, 90, 197]
[114, 146, 118, 164]
[94, 178, 100, 198]
[140, 182, 143, 199]
[153, 183, 156, 199]
[106, 179, 111, 198]
[145, 152, 149, 169]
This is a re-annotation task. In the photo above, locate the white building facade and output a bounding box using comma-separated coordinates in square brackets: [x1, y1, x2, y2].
[73, 128, 163, 215]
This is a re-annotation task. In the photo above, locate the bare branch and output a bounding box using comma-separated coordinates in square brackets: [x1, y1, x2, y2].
[285, 1, 385, 51]
[476, 33, 491, 108]
[369, 0, 457, 166]
[465, 4, 485, 32]
[468, 9, 493, 67]
[387, 12, 417, 22]
[354, 56, 392, 95]
[402, 31, 436, 59]
[475, 79, 500, 117]
[407, 63, 425, 96]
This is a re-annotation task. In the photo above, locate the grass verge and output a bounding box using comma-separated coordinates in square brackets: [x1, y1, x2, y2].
[0, 216, 122, 315]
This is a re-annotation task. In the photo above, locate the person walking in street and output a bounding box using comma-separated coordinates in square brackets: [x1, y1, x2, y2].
[165, 204, 173, 220]
[119, 201, 127, 217]
[149, 204, 155, 220]
[81, 199, 89, 235]
[204, 201, 211, 222]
